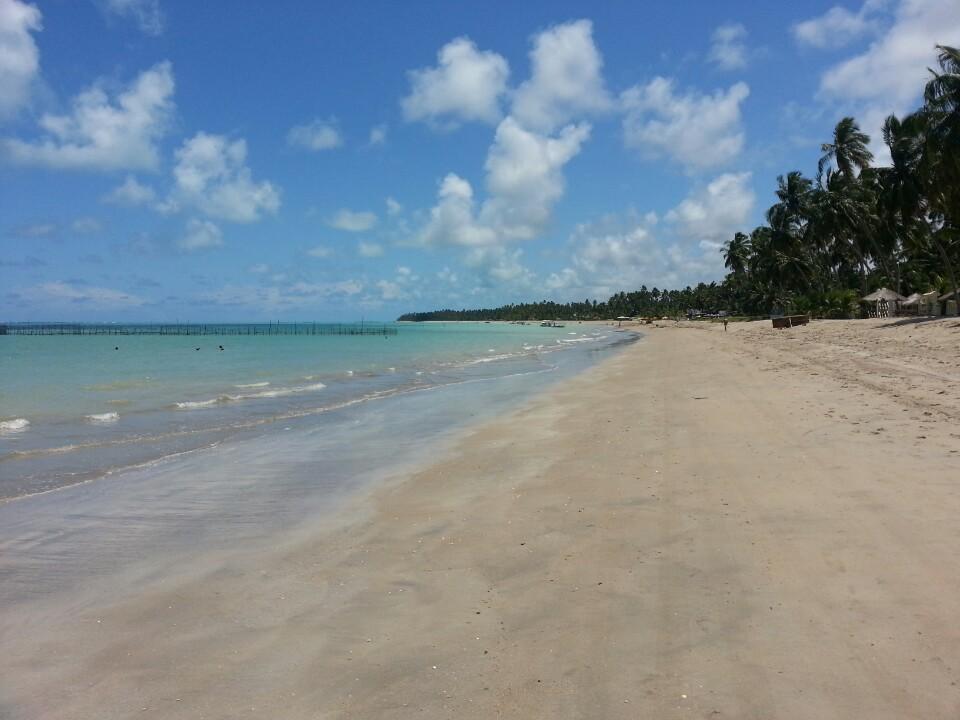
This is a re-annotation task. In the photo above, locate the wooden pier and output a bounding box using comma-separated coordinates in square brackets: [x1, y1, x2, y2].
[0, 322, 398, 337]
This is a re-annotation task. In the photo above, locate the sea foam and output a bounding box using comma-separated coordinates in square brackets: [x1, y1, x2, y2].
[0, 418, 30, 433]
[174, 382, 327, 409]
[86, 412, 120, 423]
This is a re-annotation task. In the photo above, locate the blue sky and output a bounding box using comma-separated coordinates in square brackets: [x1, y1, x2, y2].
[2, 0, 958, 321]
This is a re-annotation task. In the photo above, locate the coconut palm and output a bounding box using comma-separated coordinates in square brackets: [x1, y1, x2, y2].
[922, 45, 960, 317]
[723, 232, 750, 275]
[818, 117, 874, 182]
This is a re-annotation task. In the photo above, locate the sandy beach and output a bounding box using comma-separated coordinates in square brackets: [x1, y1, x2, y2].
[4, 317, 960, 719]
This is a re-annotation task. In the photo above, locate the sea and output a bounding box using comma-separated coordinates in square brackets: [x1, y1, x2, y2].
[0, 322, 635, 608]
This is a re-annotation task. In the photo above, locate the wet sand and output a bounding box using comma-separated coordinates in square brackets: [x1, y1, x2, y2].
[3, 318, 959, 719]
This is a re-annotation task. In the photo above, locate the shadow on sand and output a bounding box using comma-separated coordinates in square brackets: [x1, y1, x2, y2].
[873, 316, 960, 329]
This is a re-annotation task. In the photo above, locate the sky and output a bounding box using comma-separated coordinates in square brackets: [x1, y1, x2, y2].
[1, 0, 959, 321]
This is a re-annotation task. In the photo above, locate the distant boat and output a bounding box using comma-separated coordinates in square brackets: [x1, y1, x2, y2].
[540, 320, 565, 328]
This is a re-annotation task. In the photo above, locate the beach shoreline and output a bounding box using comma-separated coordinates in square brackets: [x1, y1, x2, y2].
[3, 318, 960, 719]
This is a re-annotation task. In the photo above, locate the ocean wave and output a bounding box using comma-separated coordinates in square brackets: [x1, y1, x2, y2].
[557, 336, 601, 344]
[469, 352, 517, 364]
[234, 381, 270, 389]
[85, 412, 119, 423]
[174, 382, 327, 409]
[0, 418, 30, 433]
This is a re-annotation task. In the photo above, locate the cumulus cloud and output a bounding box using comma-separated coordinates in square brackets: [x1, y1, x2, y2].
[546, 214, 725, 299]
[417, 120, 590, 248]
[328, 208, 378, 232]
[178, 218, 223, 251]
[358, 241, 384, 257]
[402, 37, 509, 126]
[465, 246, 534, 288]
[665, 172, 755, 248]
[103, 0, 164, 36]
[481, 117, 590, 240]
[792, 0, 886, 49]
[248, 263, 269, 274]
[21, 280, 144, 307]
[5, 61, 174, 171]
[511, 19, 612, 132]
[103, 175, 156, 205]
[287, 118, 342, 151]
[306, 245, 332, 258]
[168, 132, 280, 222]
[0, 0, 42, 120]
[376, 279, 403, 300]
[815, 0, 960, 148]
[708, 23, 749, 70]
[416, 173, 496, 247]
[621, 77, 749, 172]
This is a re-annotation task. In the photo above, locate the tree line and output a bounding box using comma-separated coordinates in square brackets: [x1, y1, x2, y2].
[400, 46, 960, 322]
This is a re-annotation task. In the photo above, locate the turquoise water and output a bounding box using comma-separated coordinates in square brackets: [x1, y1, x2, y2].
[0, 322, 626, 500]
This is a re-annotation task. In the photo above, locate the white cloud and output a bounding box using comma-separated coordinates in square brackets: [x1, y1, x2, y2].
[792, 1, 885, 49]
[4, 61, 174, 170]
[328, 208, 377, 232]
[481, 117, 590, 240]
[665, 172, 755, 248]
[169, 132, 280, 222]
[248, 263, 269, 274]
[464, 246, 535, 288]
[104, 0, 164, 36]
[103, 175, 156, 205]
[287, 118, 342, 151]
[708, 23, 749, 70]
[71, 216, 102, 234]
[437, 266, 458, 284]
[621, 77, 749, 172]
[511, 19, 612, 132]
[201, 280, 363, 310]
[21, 281, 144, 307]
[358, 241, 384, 257]
[402, 37, 509, 126]
[416, 173, 497, 247]
[816, 0, 960, 148]
[417, 120, 590, 248]
[368, 124, 387, 146]
[549, 211, 727, 299]
[0, 0, 42, 120]
[376, 279, 404, 300]
[306, 244, 332, 258]
[178, 218, 223, 251]
[386, 196, 402, 215]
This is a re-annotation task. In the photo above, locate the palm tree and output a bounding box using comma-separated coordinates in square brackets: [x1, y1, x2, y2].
[922, 45, 960, 316]
[818, 117, 874, 182]
[767, 171, 813, 234]
[723, 232, 750, 275]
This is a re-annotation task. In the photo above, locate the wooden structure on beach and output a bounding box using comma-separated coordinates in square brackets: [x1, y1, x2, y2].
[771, 315, 810, 329]
[0, 322, 398, 337]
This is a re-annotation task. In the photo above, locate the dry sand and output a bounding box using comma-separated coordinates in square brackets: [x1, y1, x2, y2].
[3, 317, 960, 719]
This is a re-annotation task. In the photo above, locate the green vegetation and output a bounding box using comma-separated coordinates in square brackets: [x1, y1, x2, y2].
[400, 47, 960, 322]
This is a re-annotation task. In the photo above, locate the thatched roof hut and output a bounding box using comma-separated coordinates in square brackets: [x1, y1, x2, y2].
[862, 287, 906, 303]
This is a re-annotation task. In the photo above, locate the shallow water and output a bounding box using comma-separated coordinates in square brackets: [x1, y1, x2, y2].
[0, 324, 636, 614]
[0, 322, 619, 500]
